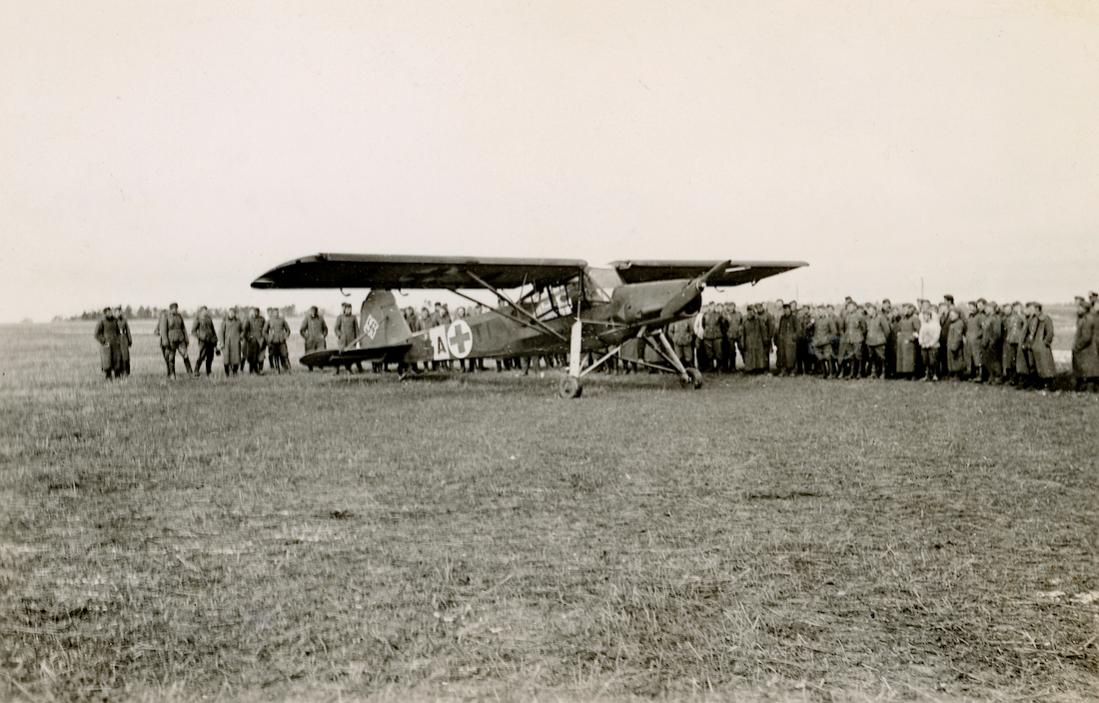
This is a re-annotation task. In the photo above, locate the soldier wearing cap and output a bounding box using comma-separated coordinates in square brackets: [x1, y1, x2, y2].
[219, 306, 244, 375]
[894, 303, 919, 378]
[243, 307, 266, 374]
[864, 302, 891, 379]
[837, 301, 865, 379]
[192, 305, 218, 376]
[113, 306, 132, 377]
[1003, 301, 1025, 385]
[700, 302, 726, 372]
[264, 308, 292, 373]
[945, 307, 967, 378]
[1031, 302, 1056, 389]
[93, 307, 123, 380]
[164, 302, 192, 377]
[300, 305, 328, 358]
[722, 303, 743, 371]
[811, 305, 838, 378]
[963, 301, 984, 381]
[1073, 296, 1099, 391]
[775, 302, 798, 376]
[980, 300, 1003, 383]
[334, 302, 363, 373]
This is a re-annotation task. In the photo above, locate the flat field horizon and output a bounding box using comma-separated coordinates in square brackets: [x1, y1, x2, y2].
[1, 322, 1096, 701]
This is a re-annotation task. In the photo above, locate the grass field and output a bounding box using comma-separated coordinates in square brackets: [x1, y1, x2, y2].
[1, 321, 1096, 701]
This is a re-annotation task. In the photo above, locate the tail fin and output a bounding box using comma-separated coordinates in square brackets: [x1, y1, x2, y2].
[358, 289, 412, 349]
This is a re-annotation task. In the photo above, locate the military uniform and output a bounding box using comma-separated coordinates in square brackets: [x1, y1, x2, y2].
[838, 310, 866, 378]
[192, 314, 218, 376]
[980, 311, 1003, 381]
[811, 312, 838, 377]
[893, 311, 919, 376]
[722, 307, 742, 371]
[963, 310, 983, 379]
[93, 313, 123, 379]
[1032, 311, 1056, 383]
[864, 311, 891, 378]
[775, 309, 799, 375]
[739, 310, 769, 373]
[116, 314, 132, 376]
[700, 307, 726, 371]
[264, 314, 292, 373]
[300, 312, 328, 353]
[946, 315, 967, 376]
[219, 314, 244, 374]
[670, 319, 695, 366]
[243, 311, 266, 374]
[164, 309, 192, 376]
[1072, 306, 1099, 389]
[1003, 309, 1025, 383]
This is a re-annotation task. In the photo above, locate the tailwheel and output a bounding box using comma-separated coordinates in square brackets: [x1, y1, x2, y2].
[681, 367, 703, 389]
[558, 376, 583, 399]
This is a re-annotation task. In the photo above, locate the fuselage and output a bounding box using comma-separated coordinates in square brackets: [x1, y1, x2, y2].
[392, 268, 702, 364]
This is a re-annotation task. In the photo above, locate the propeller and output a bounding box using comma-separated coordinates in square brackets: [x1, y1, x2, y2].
[659, 259, 730, 319]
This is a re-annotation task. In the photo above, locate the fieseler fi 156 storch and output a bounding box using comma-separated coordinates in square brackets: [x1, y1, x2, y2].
[252, 254, 806, 397]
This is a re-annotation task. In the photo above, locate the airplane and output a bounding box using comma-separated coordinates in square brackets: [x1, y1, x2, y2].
[251, 254, 807, 397]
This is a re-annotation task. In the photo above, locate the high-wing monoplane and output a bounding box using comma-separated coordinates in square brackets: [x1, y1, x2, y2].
[252, 253, 807, 397]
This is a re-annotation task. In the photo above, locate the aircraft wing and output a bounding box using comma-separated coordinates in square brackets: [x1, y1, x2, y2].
[252, 253, 587, 290]
[609, 259, 808, 287]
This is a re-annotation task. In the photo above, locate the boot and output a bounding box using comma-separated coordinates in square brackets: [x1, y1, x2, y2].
[183, 358, 193, 375]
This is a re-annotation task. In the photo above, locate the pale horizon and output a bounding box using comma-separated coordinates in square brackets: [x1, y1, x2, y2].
[3, 1, 1097, 323]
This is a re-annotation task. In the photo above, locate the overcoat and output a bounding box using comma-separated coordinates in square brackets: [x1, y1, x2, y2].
[220, 317, 244, 365]
[776, 313, 799, 370]
[964, 314, 983, 367]
[947, 318, 967, 373]
[1032, 314, 1056, 379]
[300, 315, 328, 352]
[740, 314, 769, 371]
[117, 317, 133, 364]
[1074, 312, 1099, 378]
[894, 314, 919, 373]
[334, 313, 360, 348]
[165, 312, 188, 345]
[94, 316, 122, 372]
[981, 314, 1003, 376]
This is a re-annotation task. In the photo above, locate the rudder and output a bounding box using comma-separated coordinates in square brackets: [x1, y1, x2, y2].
[358, 290, 412, 349]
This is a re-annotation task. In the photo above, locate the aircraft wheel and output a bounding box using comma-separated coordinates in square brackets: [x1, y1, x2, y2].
[681, 367, 703, 389]
[558, 376, 583, 399]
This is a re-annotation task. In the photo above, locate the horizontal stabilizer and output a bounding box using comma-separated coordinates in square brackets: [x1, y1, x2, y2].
[300, 344, 412, 368]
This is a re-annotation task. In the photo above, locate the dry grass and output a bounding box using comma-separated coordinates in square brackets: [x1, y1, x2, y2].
[1, 321, 1096, 701]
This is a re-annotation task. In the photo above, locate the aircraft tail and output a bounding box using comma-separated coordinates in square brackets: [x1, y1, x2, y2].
[358, 289, 413, 349]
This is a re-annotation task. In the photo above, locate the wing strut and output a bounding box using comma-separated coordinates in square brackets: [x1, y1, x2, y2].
[465, 271, 569, 343]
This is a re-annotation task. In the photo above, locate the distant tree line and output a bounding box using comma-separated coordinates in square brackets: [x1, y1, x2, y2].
[61, 304, 306, 321]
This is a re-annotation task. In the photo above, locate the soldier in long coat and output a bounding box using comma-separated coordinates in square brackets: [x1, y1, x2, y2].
[980, 301, 1003, 383]
[893, 305, 919, 377]
[739, 306, 769, 373]
[93, 307, 122, 380]
[113, 306, 132, 376]
[334, 302, 363, 373]
[164, 302, 192, 377]
[243, 307, 266, 374]
[1072, 297, 1099, 390]
[1032, 303, 1056, 387]
[963, 302, 983, 381]
[775, 303, 799, 375]
[191, 306, 218, 376]
[1019, 303, 1040, 385]
[946, 309, 967, 377]
[219, 307, 244, 375]
[300, 306, 329, 358]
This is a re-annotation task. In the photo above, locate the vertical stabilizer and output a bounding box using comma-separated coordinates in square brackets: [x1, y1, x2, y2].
[358, 290, 412, 349]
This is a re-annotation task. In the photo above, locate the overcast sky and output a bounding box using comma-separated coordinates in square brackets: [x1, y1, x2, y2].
[2, 1, 1097, 321]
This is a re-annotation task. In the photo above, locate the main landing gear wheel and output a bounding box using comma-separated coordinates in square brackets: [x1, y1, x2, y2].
[680, 367, 703, 389]
[559, 376, 583, 399]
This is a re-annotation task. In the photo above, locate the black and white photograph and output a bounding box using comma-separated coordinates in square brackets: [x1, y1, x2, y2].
[1, 1, 1097, 700]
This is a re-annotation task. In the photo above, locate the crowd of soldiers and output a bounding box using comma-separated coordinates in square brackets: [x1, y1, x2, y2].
[665, 292, 1099, 391]
[93, 292, 1099, 391]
